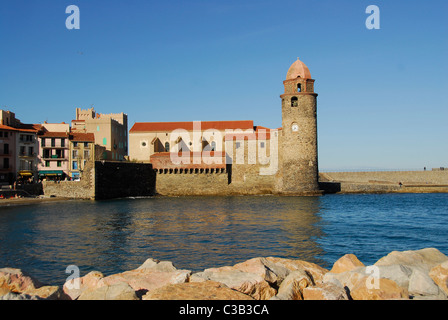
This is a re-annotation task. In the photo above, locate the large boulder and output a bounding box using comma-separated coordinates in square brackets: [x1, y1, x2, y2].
[264, 257, 329, 285]
[0, 268, 65, 300]
[142, 281, 254, 300]
[330, 254, 365, 274]
[374, 248, 448, 273]
[191, 269, 276, 300]
[429, 261, 448, 296]
[272, 270, 311, 300]
[96, 259, 191, 293]
[302, 282, 349, 300]
[350, 277, 409, 300]
[78, 282, 139, 300]
[63, 271, 105, 300]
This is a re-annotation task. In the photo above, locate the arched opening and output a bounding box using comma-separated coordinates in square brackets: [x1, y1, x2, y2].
[291, 97, 298, 107]
[297, 83, 302, 92]
[211, 141, 216, 151]
[164, 142, 170, 152]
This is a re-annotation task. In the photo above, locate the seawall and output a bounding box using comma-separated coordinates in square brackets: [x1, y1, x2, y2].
[319, 170, 448, 194]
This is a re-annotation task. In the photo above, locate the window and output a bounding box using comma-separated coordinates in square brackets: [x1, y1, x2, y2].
[141, 141, 147, 147]
[20, 146, 26, 156]
[28, 147, 33, 156]
[97, 125, 100, 132]
[260, 142, 265, 148]
[297, 83, 302, 92]
[57, 161, 62, 167]
[61, 139, 65, 147]
[84, 142, 89, 148]
[84, 150, 90, 159]
[72, 150, 78, 158]
[103, 137, 107, 146]
[236, 142, 241, 149]
[3, 143, 9, 155]
[0, 132, 3, 137]
[3, 158, 9, 169]
[211, 141, 216, 151]
[41, 138, 46, 147]
[73, 142, 78, 148]
[44, 149, 51, 158]
[45, 161, 50, 167]
[164, 142, 170, 152]
[51, 138, 55, 147]
[291, 97, 298, 107]
[72, 161, 78, 170]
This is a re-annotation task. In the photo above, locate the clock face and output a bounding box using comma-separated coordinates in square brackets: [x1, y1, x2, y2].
[292, 124, 299, 132]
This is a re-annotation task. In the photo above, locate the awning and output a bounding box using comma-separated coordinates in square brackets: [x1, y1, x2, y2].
[39, 170, 64, 176]
[18, 171, 33, 176]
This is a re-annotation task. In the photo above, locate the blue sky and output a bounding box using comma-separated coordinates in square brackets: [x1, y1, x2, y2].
[1, 0, 447, 170]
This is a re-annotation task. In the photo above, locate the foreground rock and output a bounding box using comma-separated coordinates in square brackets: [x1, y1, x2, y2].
[0, 268, 67, 300]
[1, 248, 448, 300]
[142, 281, 253, 300]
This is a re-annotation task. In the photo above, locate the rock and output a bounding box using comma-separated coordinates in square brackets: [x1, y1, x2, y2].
[264, 257, 329, 285]
[99, 259, 191, 293]
[0, 292, 41, 300]
[371, 264, 413, 289]
[374, 248, 448, 273]
[302, 283, 349, 300]
[232, 257, 290, 287]
[408, 268, 440, 297]
[0, 268, 43, 293]
[429, 261, 448, 296]
[330, 254, 364, 273]
[350, 277, 409, 300]
[142, 281, 254, 300]
[63, 271, 105, 300]
[0, 268, 66, 300]
[191, 269, 276, 300]
[273, 270, 311, 300]
[78, 282, 139, 300]
[323, 267, 366, 292]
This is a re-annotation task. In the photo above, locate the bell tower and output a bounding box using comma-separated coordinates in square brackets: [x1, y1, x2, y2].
[279, 57, 320, 195]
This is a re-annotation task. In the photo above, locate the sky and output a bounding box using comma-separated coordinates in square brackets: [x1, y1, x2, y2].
[0, 0, 447, 171]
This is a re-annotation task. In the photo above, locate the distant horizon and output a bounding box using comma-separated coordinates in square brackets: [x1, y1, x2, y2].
[1, 0, 447, 171]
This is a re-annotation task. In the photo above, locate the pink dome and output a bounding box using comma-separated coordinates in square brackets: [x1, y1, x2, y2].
[286, 57, 311, 80]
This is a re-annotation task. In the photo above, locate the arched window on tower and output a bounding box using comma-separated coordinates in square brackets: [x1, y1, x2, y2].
[291, 97, 298, 107]
[297, 83, 302, 92]
[164, 142, 170, 152]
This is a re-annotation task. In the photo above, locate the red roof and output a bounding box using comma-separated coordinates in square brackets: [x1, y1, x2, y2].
[130, 120, 254, 133]
[70, 132, 95, 142]
[40, 131, 68, 138]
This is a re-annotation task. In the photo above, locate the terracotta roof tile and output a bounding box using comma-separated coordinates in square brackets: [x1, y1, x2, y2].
[130, 120, 254, 133]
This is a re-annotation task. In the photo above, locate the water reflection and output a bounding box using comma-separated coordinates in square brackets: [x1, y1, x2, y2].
[0, 196, 326, 286]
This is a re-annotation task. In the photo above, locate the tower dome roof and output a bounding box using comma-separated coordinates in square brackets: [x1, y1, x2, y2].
[286, 57, 311, 80]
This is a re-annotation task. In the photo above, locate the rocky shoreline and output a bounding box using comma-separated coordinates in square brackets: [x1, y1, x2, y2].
[1, 248, 447, 300]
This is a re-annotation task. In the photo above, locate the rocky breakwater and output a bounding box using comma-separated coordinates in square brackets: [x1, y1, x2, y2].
[1, 248, 448, 300]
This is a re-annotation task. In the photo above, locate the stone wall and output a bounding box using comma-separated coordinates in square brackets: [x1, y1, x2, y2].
[42, 160, 95, 199]
[94, 161, 156, 200]
[319, 171, 448, 194]
[42, 161, 156, 200]
[320, 171, 448, 185]
[155, 163, 278, 196]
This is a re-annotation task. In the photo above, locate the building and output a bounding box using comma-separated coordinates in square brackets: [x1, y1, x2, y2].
[71, 107, 128, 161]
[68, 132, 95, 180]
[0, 110, 40, 184]
[16, 123, 40, 182]
[128, 57, 321, 196]
[37, 123, 70, 181]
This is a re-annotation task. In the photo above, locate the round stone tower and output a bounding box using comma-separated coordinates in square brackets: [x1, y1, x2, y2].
[279, 57, 320, 195]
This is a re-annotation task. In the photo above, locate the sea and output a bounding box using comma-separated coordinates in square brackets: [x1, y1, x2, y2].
[0, 193, 447, 286]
